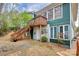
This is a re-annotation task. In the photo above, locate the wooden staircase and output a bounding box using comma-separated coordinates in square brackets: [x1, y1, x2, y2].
[11, 26, 30, 42]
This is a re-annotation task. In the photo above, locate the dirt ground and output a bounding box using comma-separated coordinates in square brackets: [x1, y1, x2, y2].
[0, 32, 76, 56]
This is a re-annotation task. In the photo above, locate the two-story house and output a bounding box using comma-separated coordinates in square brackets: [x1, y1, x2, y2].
[28, 3, 78, 48]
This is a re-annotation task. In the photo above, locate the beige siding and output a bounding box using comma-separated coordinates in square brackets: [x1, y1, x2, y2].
[36, 3, 63, 16]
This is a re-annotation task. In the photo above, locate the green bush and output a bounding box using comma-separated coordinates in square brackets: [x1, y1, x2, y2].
[41, 36, 48, 42]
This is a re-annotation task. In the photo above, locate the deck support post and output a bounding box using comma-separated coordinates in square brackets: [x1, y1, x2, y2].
[40, 25, 41, 41]
[29, 27, 31, 39]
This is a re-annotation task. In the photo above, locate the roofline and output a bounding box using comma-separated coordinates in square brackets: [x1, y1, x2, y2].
[36, 3, 64, 14]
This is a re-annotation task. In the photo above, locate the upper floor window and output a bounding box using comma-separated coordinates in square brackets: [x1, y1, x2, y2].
[43, 12, 47, 18]
[54, 5, 62, 19]
[48, 9, 53, 20]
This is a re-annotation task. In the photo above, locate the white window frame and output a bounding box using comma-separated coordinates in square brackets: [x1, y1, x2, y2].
[47, 12, 49, 21]
[47, 9, 53, 21]
[50, 26, 54, 39]
[54, 5, 63, 20]
[47, 4, 63, 21]
[64, 25, 69, 40]
[59, 25, 69, 40]
[59, 25, 64, 39]
[43, 12, 47, 18]
[50, 26, 57, 39]
[53, 26, 57, 39]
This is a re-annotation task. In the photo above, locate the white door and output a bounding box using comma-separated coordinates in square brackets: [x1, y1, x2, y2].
[33, 27, 40, 40]
[33, 28, 37, 40]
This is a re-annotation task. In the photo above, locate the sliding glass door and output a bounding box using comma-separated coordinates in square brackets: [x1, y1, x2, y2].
[60, 26, 63, 38]
[50, 27, 53, 38]
[50, 25, 68, 39]
[54, 27, 57, 38]
[64, 26, 68, 39]
[50, 27, 57, 39]
[59, 25, 68, 39]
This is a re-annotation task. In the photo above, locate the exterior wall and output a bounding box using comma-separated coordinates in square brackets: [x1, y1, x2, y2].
[50, 24, 70, 39]
[69, 24, 74, 48]
[47, 3, 71, 41]
[36, 3, 70, 26]
[36, 3, 62, 16]
[49, 4, 71, 48]
[35, 3, 76, 48]
[46, 24, 51, 42]
[33, 26, 48, 41]
[48, 3, 70, 26]
[69, 3, 78, 48]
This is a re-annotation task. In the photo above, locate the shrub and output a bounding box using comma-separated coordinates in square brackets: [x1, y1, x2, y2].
[41, 36, 48, 42]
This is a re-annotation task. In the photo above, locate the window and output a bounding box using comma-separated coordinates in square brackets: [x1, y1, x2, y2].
[59, 25, 69, 39]
[41, 28, 47, 34]
[50, 27, 57, 39]
[55, 5, 62, 19]
[64, 26, 68, 39]
[60, 26, 63, 38]
[50, 27, 53, 38]
[47, 5, 63, 20]
[54, 27, 57, 38]
[48, 9, 53, 20]
[43, 12, 47, 18]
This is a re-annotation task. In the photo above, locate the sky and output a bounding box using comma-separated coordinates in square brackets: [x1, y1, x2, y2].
[17, 3, 49, 12]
